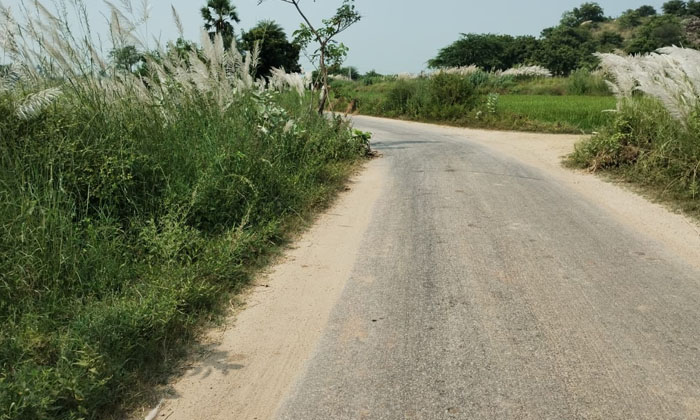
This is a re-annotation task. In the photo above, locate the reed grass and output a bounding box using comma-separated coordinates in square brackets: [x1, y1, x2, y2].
[0, 2, 368, 419]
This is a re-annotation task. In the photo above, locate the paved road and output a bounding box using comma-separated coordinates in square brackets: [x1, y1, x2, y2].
[276, 116, 700, 419]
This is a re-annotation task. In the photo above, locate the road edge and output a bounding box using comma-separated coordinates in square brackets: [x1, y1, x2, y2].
[156, 158, 387, 420]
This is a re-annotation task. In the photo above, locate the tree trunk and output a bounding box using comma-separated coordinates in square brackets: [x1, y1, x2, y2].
[317, 48, 328, 115]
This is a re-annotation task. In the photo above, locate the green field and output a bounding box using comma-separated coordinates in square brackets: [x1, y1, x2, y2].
[498, 95, 617, 132]
[330, 74, 617, 134]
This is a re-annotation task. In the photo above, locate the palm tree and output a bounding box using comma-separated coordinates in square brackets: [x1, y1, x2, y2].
[201, 0, 240, 46]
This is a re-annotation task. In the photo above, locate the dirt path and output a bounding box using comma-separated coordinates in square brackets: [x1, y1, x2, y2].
[154, 161, 388, 420]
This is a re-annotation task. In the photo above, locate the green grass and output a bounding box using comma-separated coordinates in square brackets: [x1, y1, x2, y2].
[497, 95, 617, 132]
[0, 84, 367, 420]
[0, 5, 377, 416]
[569, 97, 700, 220]
[330, 72, 615, 133]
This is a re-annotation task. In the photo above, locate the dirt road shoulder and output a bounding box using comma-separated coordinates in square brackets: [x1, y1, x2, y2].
[156, 159, 388, 420]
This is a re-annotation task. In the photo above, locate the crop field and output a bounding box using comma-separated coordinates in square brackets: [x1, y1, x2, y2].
[330, 77, 616, 134]
[497, 95, 617, 132]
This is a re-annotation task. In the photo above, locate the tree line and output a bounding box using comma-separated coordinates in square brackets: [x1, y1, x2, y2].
[429, 1, 700, 75]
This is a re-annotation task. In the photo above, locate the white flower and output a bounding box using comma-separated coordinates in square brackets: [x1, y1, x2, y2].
[597, 47, 700, 121]
[501, 65, 552, 78]
[283, 120, 296, 134]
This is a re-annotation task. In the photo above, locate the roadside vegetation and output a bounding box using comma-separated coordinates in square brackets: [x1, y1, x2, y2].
[329, 68, 615, 134]
[569, 47, 700, 219]
[0, 1, 367, 419]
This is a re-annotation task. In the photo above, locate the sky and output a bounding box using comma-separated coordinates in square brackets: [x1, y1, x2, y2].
[1, 0, 668, 73]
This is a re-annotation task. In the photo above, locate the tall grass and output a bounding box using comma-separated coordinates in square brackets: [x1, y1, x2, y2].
[0, 2, 368, 419]
[571, 47, 700, 216]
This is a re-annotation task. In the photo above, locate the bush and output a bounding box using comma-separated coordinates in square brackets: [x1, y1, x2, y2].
[428, 72, 477, 108]
[385, 79, 420, 115]
[469, 70, 491, 87]
[567, 69, 610, 95]
[571, 97, 700, 206]
[625, 15, 686, 54]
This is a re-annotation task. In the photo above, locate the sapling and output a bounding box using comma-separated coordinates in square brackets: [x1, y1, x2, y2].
[257, 0, 361, 114]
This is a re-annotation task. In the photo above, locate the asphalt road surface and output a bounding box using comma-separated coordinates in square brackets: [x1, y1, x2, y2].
[275, 116, 700, 419]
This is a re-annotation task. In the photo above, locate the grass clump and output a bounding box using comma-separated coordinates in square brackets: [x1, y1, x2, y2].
[0, 2, 368, 419]
[381, 73, 478, 120]
[570, 98, 700, 216]
[566, 69, 611, 96]
[570, 48, 700, 218]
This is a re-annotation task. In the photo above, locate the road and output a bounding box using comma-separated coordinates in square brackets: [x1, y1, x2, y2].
[275, 116, 700, 419]
[160, 116, 700, 420]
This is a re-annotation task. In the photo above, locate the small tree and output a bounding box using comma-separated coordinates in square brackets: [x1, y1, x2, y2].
[597, 31, 624, 52]
[618, 9, 643, 29]
[109, 45, 143, 73]
[258, 0, 361, 114]
[688, 0, 700, 16]
[241, 20, 301, 77]
[561, 2, 606, 26]
[636, 5, 658, 17]
[534, 26, 598, 75]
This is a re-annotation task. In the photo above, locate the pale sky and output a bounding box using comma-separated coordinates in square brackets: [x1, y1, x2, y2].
[1, 0, 667, 73]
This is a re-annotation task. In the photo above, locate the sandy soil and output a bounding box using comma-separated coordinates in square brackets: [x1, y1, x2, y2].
[151, 160, 388, 420]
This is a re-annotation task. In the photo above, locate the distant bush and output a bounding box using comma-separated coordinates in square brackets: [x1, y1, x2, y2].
[567, 69, 610, 95]
[428, 72, 477, 108]
[361, 70, 385, 85]
[385, 79, 421, 115]
[625, 15, 686, 54]
[383, 72, 479, 120]
[468, 70, 491, 87]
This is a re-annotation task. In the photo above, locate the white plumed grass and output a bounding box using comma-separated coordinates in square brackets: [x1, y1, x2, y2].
[15, 87, 62, 120]
[500, 65, 552, 79]
[0, 0, 307, 120]
[431, 65, 480, 77]
[597, 47, 700, 121]
[268, 67, 308, 97]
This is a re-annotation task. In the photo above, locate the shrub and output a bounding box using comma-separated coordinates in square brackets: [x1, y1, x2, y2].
[468, 70, 491, 87]
[428, 72, 477, 107]
[425, 72, 478, 119]
[567, 69, 610, 95]
[625, 15, 686, 54]
[385, 79, 420, 115]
